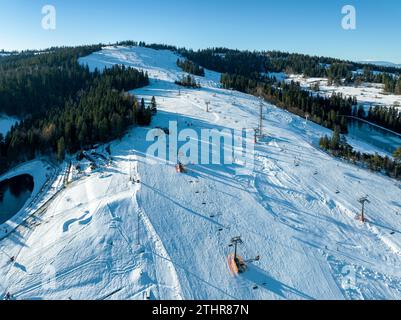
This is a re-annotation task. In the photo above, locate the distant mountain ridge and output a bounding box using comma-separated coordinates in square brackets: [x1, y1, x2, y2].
[360, 60, 401, 69]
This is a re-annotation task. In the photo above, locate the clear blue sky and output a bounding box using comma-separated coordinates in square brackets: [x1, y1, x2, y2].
[1, 0, 400, 63]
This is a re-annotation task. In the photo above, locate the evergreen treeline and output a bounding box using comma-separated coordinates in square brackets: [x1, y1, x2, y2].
[121, 42, 401, 91]
[178, 46, 399, 134]
[221, 73, 354, 132]
[327, 63, 353, 85]
[176, 59, 205, 76]
[350, 68, 401, 94]
[382, 74, 401, 94]
[178, 47, 401, 81]
[320, 128, 401, 179]
[178, 47, 401, 89]
[182, 48, 265, 78]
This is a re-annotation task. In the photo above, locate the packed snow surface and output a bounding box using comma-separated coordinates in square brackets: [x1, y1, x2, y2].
[1, 46, 401, 300]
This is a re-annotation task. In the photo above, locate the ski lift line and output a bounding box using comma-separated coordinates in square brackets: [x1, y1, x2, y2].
[225, 220, 330, 263]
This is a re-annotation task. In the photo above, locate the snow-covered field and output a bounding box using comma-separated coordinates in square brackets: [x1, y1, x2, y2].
[1, 46, 401, 300]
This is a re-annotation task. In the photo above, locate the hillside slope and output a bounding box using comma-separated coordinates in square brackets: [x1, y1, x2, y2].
[1, 46, 401, 300]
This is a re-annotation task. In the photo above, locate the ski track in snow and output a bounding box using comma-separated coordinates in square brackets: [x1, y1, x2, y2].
[1, 46, 401, 300]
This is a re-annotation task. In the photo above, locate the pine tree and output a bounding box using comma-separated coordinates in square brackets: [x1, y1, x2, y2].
[330, 127, 341, 150]
[394, 147, 401, 162]
[150, 96, 157, 114]
[319, 135, 330, 150]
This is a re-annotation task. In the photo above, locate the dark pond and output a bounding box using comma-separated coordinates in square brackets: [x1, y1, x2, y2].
[347, 118, 401, 154]
[0, 174, 34, 224]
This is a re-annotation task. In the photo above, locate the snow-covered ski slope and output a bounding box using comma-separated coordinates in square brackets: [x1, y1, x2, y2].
[1, 46, 401, 300]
